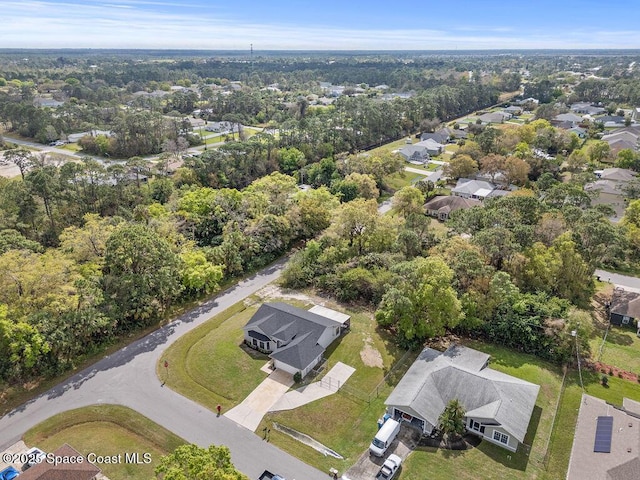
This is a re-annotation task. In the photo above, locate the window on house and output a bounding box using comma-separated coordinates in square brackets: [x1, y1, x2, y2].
[493, 431, 509, 445]
[470, 420, 485, 434]
[252, 339, 257, 346]
[259, 341, 265, 349]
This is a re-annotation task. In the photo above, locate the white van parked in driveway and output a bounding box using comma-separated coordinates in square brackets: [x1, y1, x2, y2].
[369, 418, 400, 457]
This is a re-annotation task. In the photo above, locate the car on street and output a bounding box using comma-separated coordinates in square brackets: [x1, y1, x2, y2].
[376, 454, 402, 480]
[0, 466, 20, 480]
[257, 470, 285, 480]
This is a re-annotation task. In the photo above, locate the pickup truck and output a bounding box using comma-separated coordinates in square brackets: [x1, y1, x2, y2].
[257, 470, 286, 480]
[376, 454, 402, 480]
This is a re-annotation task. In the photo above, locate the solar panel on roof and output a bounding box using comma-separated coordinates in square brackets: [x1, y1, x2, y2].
[594, 416, 614, 453]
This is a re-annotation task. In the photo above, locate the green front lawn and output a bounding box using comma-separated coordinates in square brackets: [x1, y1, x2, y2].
[259, 307, 417, 473]
[23, 405, 185, 480]
[590, 325, 640, 375]
[384, 172, 427, 191]
[159, 301, 270, 412]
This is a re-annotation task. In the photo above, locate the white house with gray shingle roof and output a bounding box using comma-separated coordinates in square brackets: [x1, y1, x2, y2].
[385, 345, 540, 452]
[243, 302, 349, 378]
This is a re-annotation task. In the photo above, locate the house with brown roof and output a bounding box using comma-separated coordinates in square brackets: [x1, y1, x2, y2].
[20, 444, 100, 480]
[424, 195, 482, 221]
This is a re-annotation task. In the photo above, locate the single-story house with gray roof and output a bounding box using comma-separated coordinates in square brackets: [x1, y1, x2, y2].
[478, 111, 511, 124]
[609, 288, 640, 334]
[243, 302, 350, 378]
[397, 145, 430, 163]
[385, 345, 540, 452]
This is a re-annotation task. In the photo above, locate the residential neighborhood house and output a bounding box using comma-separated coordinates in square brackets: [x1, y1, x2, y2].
[567, 394, 640, 480]
[609, 287, 640, 335]
[385, 345, 540, 452]
[243, 302, 350, 378]
[397, 144, 430, 164]
[478, 111, 511, 124]
[585, 168, 638, 220]
[420, 129, 450, 144]
[553, 112, 583, 128]
[19, 444, 101, 480]
[571, 103, 606, 116]
[424, 195, 482, 221]
[452, 178, 513, 201]
[415, 138, 444, 156]
[602, 127, 640, 155]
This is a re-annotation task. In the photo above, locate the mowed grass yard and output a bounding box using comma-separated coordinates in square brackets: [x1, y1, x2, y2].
[402, 340, 640, 480]
[258, 306, 417, 474]
[23, 405, 185, 480]
[590, 324, 640, 375]
[159, 300, 272, 412]
[400, 340, 565, 480]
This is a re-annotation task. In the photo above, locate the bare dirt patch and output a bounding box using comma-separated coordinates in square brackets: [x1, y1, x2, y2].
[360, 336, 383, 368]
[255, 285, 313, 303]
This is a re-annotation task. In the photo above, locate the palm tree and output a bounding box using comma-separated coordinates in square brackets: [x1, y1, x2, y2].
[438, 399, 466, 443]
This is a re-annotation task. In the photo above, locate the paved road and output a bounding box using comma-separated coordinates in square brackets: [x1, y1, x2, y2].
[0, 258, 329, 480]
[595, 269, 640, 292]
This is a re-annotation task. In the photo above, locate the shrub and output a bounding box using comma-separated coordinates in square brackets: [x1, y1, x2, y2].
[293, 372, 302, 383]
[601, 375, 609, 387]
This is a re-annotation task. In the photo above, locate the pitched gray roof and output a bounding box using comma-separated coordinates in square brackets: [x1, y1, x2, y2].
[398, 145, 429, 161]
[611, 289, 640, 320]
[554, 113, 583, 123]
[452, 178, 497, 198]
[269, 332, 325, 372]
[244, 302, 337, 371]
[608, 458, 640, 480]
[599, 168, 637, 182]
[385, 345, 539, 443]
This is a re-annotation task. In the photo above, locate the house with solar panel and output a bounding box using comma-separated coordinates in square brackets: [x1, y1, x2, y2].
[567, 394, 640, 480]
[384, 345, 540, 452]
[243, 302, 350, 378]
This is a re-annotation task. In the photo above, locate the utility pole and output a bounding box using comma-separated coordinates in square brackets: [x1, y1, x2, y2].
[571, 328, 584, 391]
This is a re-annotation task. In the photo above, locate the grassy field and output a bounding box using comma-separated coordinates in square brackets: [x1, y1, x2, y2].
[367, 138, 413, 156]
[590, 325, 640, 374]
[384, 171, 428, 190]
[258, 306, 417, 474]
[60, 143, 82, 152]
[159, 300, 271, 412]
[23, 405, 185, 480]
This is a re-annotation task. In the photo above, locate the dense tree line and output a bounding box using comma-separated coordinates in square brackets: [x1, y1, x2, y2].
[0, 154, 341, 384]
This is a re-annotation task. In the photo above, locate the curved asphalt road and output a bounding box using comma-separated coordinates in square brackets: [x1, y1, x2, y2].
[0, 258, 329, 480]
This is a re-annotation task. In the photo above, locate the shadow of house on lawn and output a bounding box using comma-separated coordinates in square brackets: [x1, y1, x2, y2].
[604, 327, 634, 346]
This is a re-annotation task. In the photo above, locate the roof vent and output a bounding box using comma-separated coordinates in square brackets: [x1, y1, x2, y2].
[628, 447, 632, 453]
[629, 423, 633, 428]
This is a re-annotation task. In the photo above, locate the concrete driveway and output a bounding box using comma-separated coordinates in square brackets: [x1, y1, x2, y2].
[343, 425, 419, 480]
[0, 258, 330, 480]
[225, 369, 293, 431]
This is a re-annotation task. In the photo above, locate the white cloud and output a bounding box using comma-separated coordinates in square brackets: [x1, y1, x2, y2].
[3, 1, 640, 49]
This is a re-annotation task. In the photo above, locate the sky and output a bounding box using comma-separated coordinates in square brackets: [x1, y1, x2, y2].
[4, 0, 640, 50]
